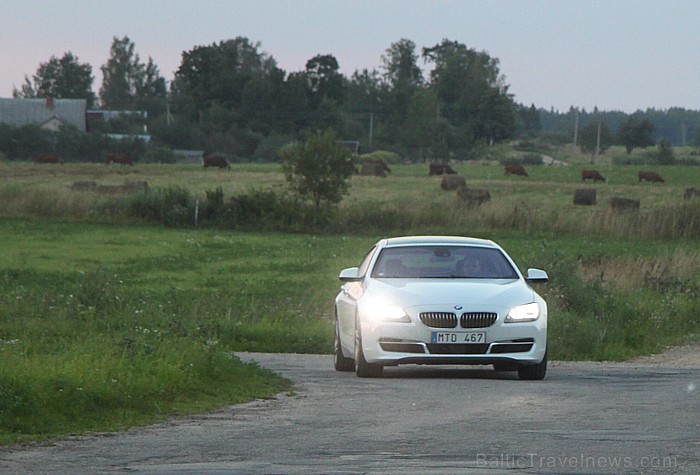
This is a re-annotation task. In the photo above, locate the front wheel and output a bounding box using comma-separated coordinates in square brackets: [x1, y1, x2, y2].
[334, 317, 354, 372]
[354, 321, 383, 378]
[518, 351, 547, 380]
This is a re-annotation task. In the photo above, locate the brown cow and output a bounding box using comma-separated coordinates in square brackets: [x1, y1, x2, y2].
[106, 152, 134, 166]
[203, 155, 230, 169]
[638, 171, 664, 183]
[581, 169, 606, 182]
[34, 153, 62, 164]
[504, 164, 528, 177]
[429, 163, 456, 175]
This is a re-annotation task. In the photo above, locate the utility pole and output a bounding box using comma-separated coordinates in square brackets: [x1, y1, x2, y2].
[573, 110, 579, 147]
[368, 112, 374, 148]
[682, 122, 686, 147]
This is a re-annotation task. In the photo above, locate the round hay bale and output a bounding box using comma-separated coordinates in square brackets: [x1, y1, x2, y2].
[573, 188, 596, 206]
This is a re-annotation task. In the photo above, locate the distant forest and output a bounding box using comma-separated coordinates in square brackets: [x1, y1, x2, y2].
[7, 35, 700, 163]
[540, 107, 700, 147]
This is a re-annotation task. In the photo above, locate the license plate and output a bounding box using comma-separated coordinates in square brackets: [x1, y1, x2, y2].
[430, 331, 485, 344]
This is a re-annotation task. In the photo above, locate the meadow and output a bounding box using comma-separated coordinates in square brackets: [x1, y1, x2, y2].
[1, 154, 699, 443]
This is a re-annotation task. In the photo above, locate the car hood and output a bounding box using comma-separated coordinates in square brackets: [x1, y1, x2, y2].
[365, 278, 535, 312]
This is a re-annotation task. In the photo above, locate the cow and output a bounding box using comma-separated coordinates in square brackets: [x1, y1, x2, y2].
[202, 155, 230, 169]
[34, 153, 62, 164]
[440, 174, 466, 190]
[638, 171, 664, 183]
[429, 163, 456, 175]
[504, 164, 528, 177]
[106, 152, 134, 166]
[581, 169, 606, 182]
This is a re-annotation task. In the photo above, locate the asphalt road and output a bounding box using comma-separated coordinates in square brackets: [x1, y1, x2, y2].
[2, 353, 699, 474]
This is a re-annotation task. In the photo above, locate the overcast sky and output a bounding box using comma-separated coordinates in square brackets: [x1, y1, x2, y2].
[2, 0, 699, 113]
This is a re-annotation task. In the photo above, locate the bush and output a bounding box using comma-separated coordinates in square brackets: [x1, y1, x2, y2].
[126, 186, 195, 227]
[142, 145, 176, 164]
[225, 188, 317, 231]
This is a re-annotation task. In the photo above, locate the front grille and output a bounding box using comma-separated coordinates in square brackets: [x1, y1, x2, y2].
[460, 312, 498, 328]
[420, 312, 457, 328]
[427, 344, 490, 355]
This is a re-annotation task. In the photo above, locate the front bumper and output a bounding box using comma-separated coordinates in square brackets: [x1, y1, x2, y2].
[360, 312, 547, 367]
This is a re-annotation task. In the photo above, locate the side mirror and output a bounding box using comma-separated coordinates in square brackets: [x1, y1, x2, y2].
[525, 268, 549, 284]
[339, 267, 362, 282]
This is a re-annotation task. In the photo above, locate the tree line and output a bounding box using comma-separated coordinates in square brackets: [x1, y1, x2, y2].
[9, 35, 700, 162]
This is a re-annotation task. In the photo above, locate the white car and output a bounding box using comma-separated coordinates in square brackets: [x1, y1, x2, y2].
[334, 236, 549, 379]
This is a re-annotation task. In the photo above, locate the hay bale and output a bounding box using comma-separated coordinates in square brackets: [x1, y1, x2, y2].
[573, 188, 596, 206]
[457, 186, 490, 206]
[440, 174, 467, 190]
[608, 197, 640, 211]
[123, 180, 149, 192]
[359, 161, 386, 177]
[684, 187, 700, 200]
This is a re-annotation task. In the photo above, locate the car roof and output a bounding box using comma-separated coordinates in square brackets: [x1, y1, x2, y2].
[382, 236, 498, 248]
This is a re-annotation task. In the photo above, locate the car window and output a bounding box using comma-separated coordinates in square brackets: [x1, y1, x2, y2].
[370, 246, 518, 279]
[358, 246, 378, 277]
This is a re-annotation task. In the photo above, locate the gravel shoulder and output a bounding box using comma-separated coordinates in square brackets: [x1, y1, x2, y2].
[626, 343, 700, 367]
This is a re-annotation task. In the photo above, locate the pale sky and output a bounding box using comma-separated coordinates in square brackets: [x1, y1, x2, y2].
[2, 0, 699, 113]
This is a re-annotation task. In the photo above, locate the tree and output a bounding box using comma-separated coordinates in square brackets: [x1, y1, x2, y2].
[617, 116, 655, 154]
[422, 39, 515, 144]
[13, 52, 96, 107]
[381, 39, 423, 91]
[656, 138, 675, 165]
[173, 37, 281, 124]
[304, 54, 346, 108]
[579, 120, 613, 156]
[280, 129, 354, 212]
[100, 36, 166, 110]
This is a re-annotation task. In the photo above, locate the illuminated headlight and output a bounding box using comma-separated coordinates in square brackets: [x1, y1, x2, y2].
[363, 298, 410, 323]
[505, 302, 540, 323]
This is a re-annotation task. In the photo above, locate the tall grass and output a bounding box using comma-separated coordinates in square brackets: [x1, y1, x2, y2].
[0, 161, 697, 239]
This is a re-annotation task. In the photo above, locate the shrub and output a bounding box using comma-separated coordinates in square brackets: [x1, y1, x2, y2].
[142, 145, 176, 164]
[225, 188, 317, 231]
[126, 186, 195, 227]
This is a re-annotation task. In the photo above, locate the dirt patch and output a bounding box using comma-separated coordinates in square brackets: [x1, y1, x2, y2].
[627, 343, 700, 367]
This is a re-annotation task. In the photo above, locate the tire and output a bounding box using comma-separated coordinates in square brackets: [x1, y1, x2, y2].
[354, 320, 383, 378]
[518, 351, 547, 380]
[334, 317, 354, 372]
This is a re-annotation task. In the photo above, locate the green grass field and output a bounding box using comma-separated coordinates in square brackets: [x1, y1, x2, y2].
[1, 157, 699, 443]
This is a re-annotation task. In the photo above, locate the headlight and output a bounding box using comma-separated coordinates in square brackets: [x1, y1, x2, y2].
[505, 302, 540, 323]
[363, 298, 410, 323]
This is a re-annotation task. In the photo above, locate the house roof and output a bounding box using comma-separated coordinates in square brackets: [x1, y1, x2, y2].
[0, 98, 87, 131]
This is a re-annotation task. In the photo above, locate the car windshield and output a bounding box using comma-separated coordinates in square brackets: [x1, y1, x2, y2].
[370, 245, 519, 279]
